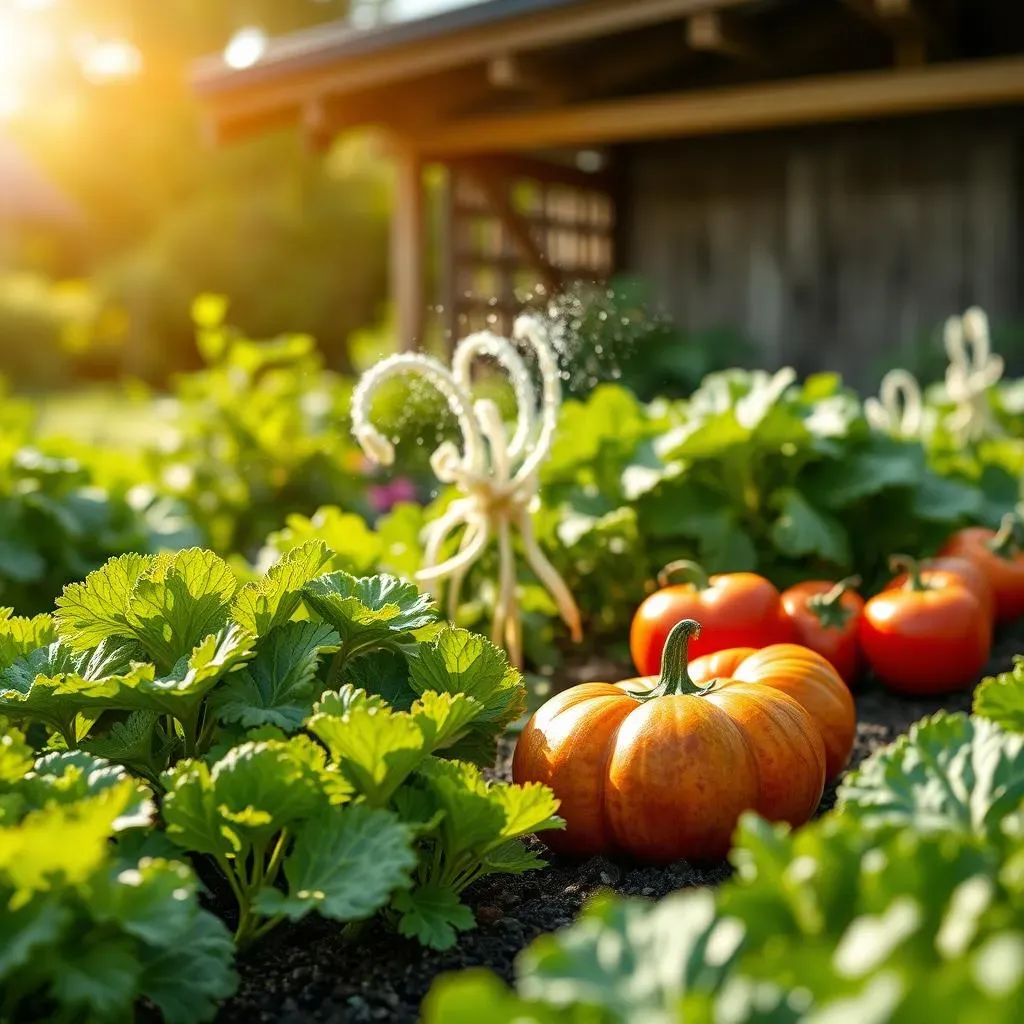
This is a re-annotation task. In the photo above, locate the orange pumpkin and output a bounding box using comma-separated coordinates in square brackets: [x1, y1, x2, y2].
[512, 621, 827, 864]
[691, 643, 857, 780]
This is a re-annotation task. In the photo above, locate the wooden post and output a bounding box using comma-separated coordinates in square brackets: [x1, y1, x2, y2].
[391, 139, 425, 351]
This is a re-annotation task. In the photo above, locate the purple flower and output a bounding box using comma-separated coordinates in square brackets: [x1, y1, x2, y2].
[368, 476, 419, 514]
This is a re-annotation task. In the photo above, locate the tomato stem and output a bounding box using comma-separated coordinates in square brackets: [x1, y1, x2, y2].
[889, 555, 926, 591]
[807, 576, 861, 629]
[656, 560, 710, 591]
[987, 513, 1021, 560]
[637, 618, 704, 699]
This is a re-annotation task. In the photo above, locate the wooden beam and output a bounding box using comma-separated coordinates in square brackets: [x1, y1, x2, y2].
[451, 153, 613, 193]
[390, 140, 425, 352]
[199, 0, 750, 137]
[415, 57, 1024, 157]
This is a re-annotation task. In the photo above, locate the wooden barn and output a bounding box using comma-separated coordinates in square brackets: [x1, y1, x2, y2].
[192, 0, 1024, 385]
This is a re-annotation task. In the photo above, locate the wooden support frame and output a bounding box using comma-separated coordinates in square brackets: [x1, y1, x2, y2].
[389, 139, 425, 352]
[460, 164, 563, 295]
[414, 56, 1024, 157]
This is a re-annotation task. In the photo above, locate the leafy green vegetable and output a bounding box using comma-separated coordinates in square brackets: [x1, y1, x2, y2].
[230, 540, 333, 636]
[838, 712, 1024, 844]
[211, 620, 339, 730]
[975, 658, 1024, 733]
[302, 570, 437, 658]
[252, 804, 416, 923]
[0, 737, 235, 1024]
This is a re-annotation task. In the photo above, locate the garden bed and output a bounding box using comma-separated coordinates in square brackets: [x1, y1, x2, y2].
[215, 625, 1024, 1024]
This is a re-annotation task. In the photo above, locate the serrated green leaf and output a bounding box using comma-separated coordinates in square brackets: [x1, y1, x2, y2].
[975, 660, 1024, 733]
[210, 737, 328, 846]
[415, 759, 507, 862]
[804, 438, 925, 510]
[313, 682, 390, 717]
[138, 909, 238, 1024]
[422, 970, 565, 1024]
[0, 723, 33, 786]
[20, 751, 153, 830]
[483, 839, 547, 876]
[126, 549, 238, 671]
[411, 691, 485, 753]
[231, 541, 333, 636]
[49, 938, 141, 1020]
[394, 884, 476, 950]
[0, 655, 157, 743]
[408, 627, 525, 764]
[252, 804, 415, 922]
[89, 858, 199, 947]
[518, 889, 740, 1017]
[342, 647, 417, 711]
[212, 620, 338, 731]
[0, 899, 71, 979]
[138, 625, 255, 721]
[837, 712, 1024, 842]
[0, 611, 57, 672]
[55, 553, 154, 650]
[308, 698, 427, 806]
[0, 786, 139, 896]
[81, 711, 167, 777]
[302, 571, 436, 651]
[492, 782, 564, 842]
[161, 760, 233, 859]
[771, 488, 850, 566]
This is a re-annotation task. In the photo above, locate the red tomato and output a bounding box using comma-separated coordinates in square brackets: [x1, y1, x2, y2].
[860, 557, 991, 695]
[940, 515, 1024, 623]
[780, 577, 864, 684]
[629, 561, 793, 676]
[884, 555, 996, 625]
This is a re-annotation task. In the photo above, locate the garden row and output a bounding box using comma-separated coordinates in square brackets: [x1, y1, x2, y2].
[5, 301, 1024, 664]
[2, 522, 1023, 1021]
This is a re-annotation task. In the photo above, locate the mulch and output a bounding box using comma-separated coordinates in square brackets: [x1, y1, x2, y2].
[213, 627, 1022, 1024]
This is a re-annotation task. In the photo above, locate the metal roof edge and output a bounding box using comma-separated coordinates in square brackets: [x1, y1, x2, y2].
[190, 0, 588, 95]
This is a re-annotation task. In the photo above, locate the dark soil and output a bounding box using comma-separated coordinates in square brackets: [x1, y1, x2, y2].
[214, 629, 1023, 1024]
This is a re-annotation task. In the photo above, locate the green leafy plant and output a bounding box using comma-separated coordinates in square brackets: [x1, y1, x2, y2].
[0, 728, 236, 1024]
[975, 657, 1024, 733]
[0, 441, 202, 617]
[0, 541, 561, 958]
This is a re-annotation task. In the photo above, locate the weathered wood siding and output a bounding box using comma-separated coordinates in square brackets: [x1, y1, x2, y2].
[619, 110, 1024, 388]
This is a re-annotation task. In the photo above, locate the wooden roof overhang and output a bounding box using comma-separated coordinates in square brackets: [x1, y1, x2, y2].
[190, 0, 1024, 350]
[192, 0, 1024, 154]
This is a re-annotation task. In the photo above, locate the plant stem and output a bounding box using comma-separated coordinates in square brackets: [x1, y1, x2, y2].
[889, 555, 926, 591]
[988, 513, 1021, 559]
[264, 830, 289, 888]
[636, 619, 704, 700]
[656, 560, 710, 591]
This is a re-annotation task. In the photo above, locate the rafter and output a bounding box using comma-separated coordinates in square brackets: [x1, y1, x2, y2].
[686, 11, 758, 61]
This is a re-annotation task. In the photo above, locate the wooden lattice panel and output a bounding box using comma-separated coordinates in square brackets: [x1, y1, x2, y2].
[444, 157, 615, 341]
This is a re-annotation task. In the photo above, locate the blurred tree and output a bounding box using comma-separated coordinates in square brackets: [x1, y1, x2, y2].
[3, 1, 391, 385]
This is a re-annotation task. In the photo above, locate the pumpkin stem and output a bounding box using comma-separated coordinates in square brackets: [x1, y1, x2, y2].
[637, 619, 705, 700]
[889, 555, 927, 592]
[987, 513, 1022, 560]
[806, 576, 861, 629]
[656, 560, 711, 591]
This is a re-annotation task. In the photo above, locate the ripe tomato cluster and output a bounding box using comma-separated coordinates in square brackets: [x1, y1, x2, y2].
[629, 514, 1024, 696]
